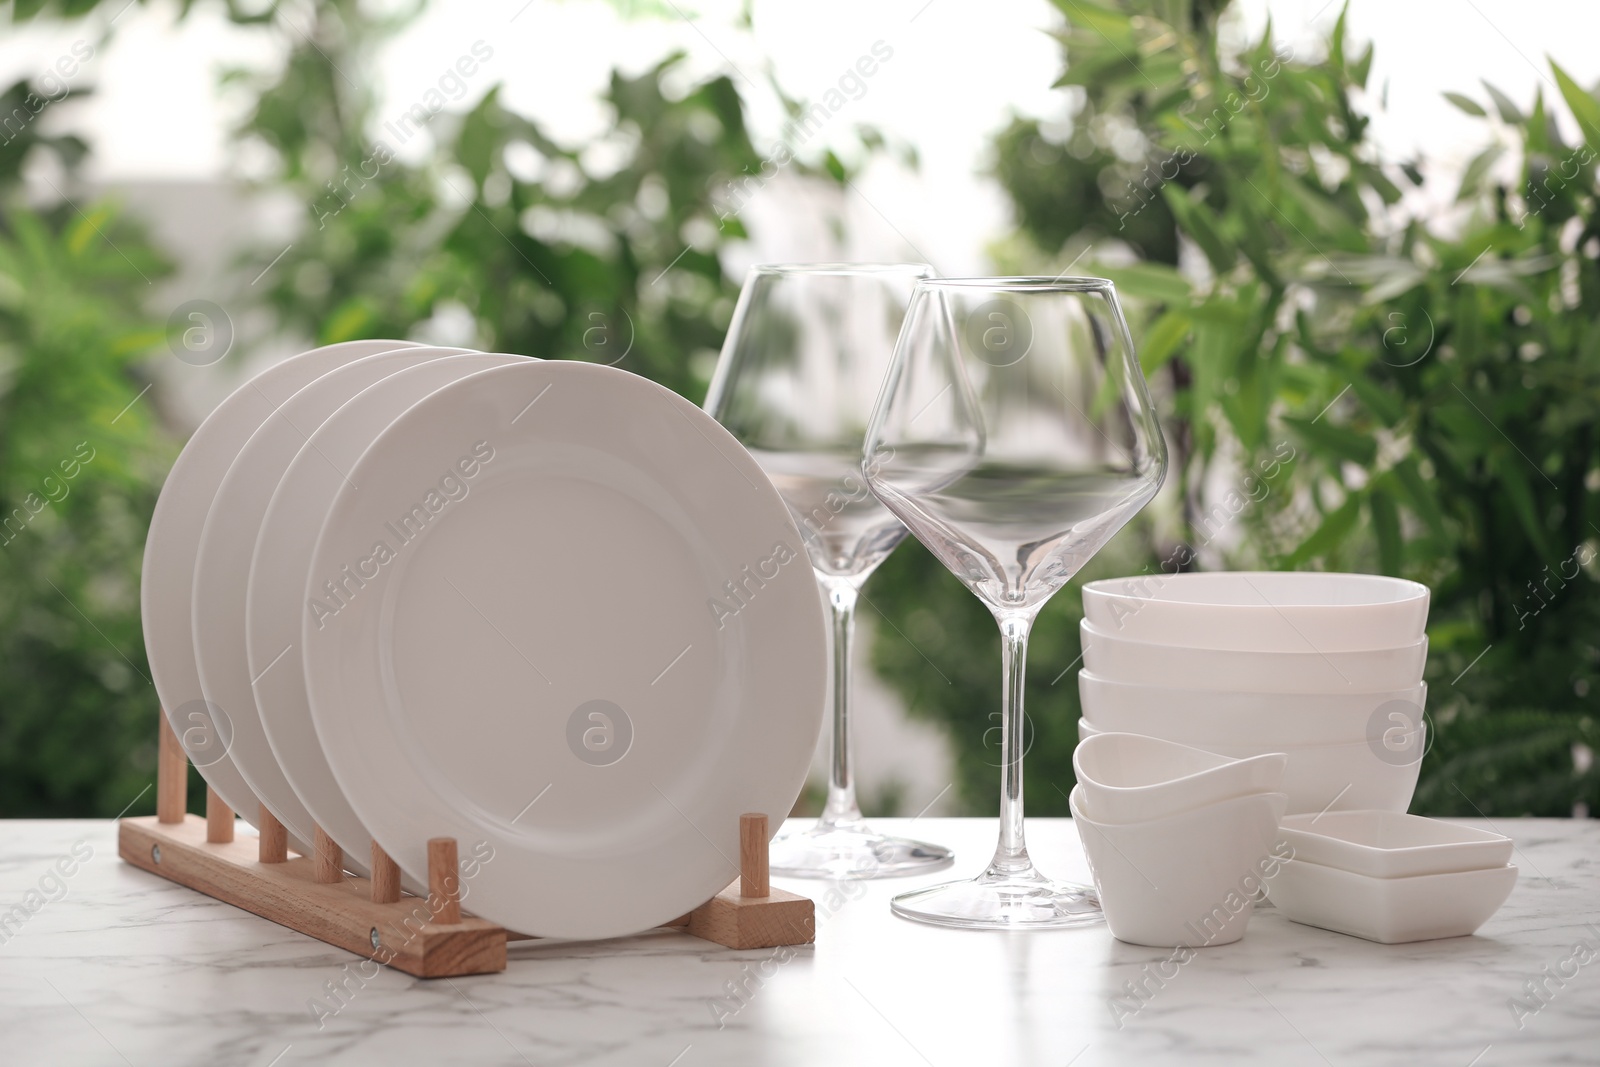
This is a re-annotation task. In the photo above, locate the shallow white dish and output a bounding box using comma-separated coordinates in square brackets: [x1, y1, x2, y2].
[301, 360, 826, 939]
[194, 347, 472, 851]
[248, 351, 527, 881]
[1081, 571, 1430, 652]
[1080, 620, 1428, 693]
[1070, 785, 1288, 948]
[1277, 812, 1513, 878]
[1266, 857, 1518, 943]
[142, 339, 418, 840]
[1072, 732, 1286, 825]
[1079, 671, 1428, 747]
[1078, 718, 1424, 816]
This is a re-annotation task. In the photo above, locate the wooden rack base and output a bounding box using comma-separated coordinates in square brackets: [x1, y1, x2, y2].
[120, 716, 815, 978]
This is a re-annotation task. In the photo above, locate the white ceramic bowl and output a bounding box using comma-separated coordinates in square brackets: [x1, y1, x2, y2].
[1266, 858, 1518, 943]
[1082, 572, 1430, 652]
[1070, 786, 1288, 948]
[1277, 812, 1513, 878]
[1080, 620, 1428, 693]
[1078, 718, 1424, 816]
[1073, 732, 1287, 825]
[1079, 671, 1428, 747]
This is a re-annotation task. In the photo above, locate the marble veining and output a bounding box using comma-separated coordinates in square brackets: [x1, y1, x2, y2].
[2, 817, 1596, 1066]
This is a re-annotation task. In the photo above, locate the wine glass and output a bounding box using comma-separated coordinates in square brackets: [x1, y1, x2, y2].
[705, 263, 954, 879]
[862, 277, 1167, 927]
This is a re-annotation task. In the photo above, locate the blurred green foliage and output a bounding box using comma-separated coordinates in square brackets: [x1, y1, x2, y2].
[232, 3, 765, 399]
[0, 60, 172, 815]
[3, 0, 1594, 820]
[872, 0, 1600, 818]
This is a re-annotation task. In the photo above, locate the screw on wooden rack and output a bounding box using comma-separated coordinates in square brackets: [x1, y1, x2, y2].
[370, 842, 401, 904]
[258, 806, 288, 864]
[157, 711, 187, 824]
[427, 838, 462, 924]
[205, 786, 234, 844]
[313, 825, 342, 884]
[740, 812, 770, 898]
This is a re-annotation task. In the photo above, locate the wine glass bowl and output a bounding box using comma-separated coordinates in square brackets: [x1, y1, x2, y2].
[867, 278, 1165, 614]
[864, 277, 1167, 927]
[705, 263, 955, 879]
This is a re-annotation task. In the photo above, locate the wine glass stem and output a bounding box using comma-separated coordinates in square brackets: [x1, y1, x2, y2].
[991, 613, 1033, 875]
[818, 579, 864, 829]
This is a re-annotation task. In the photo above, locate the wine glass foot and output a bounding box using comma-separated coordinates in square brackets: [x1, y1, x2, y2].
[769, 822, 954, 880]
[890, 865, 1104, 929]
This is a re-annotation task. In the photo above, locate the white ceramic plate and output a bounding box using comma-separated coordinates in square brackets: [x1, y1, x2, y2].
[1277, 812, 1513, 878]
[1081, 571, 1430, 652]
[1080, 620, 1428, 694]
[301, 360, 826, 938]
[1266, 857, 1518, 943]
[142, 339, 418, 838]
[248, 351, 529, 879]
[193, 347, 476, 851]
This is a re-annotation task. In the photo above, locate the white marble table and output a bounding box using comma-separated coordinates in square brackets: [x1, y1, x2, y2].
[2, 817, 1595, 1066]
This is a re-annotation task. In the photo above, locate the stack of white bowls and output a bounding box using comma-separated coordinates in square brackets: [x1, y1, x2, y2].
[1077, 572, 1431, 816]
[1070, 732, 1287, 947]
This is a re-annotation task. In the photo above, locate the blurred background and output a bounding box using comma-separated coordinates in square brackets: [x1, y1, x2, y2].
[2, 0, 1597, 821]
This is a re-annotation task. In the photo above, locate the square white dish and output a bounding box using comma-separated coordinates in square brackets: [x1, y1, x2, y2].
[1278, 812, 1513, 878]
[1266, 857, 1518, 943]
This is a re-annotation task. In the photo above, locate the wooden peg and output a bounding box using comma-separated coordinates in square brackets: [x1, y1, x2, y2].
[740, 812, 770, 898]
[371, 842, 401, 904]
[258, 805, 288, 864]
[313, 825, 342, 884]
[427, 838, 462, 924]
[205, 786, 234, 843]
[157, 712, 187, 824]
[687, 815, 812, 949]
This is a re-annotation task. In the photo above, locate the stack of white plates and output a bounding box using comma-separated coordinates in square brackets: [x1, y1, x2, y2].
[1076, 572, 1431, 815]
[143, 341, 825, 938]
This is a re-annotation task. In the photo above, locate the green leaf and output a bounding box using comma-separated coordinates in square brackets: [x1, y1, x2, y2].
[1052, 0, 1133, 38]
[321, 299, 377, 343]
[454, 88, 504, 186]
[1283, 414, 1379, 466]
[1551, 62, 1600, 153]
[1280, 179, 1358, 239]
[1285, 493, 1362, 567]
[67, 203, 115, 258]
[1482, 80, 1525, 124]
[1162, 184, 1235, 274]
[1444, 91, 1487, 118]
[1370, 486, 1403, 574]
[1221, 351, 1270, 454]
[1493, 452, 1554, 559]
[1351, 41, 1374, 89]
[823, 150, 846, 183]
[1187, 319, 1229, 459]
[1137, 311, 1191, 373]
[1096, 262, 1191, 304]
[1456, 142, 1505, 202]
[1348, 374, 1404, 426]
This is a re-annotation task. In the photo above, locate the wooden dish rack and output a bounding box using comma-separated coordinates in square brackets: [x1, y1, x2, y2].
[118, 715, 816, 977]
